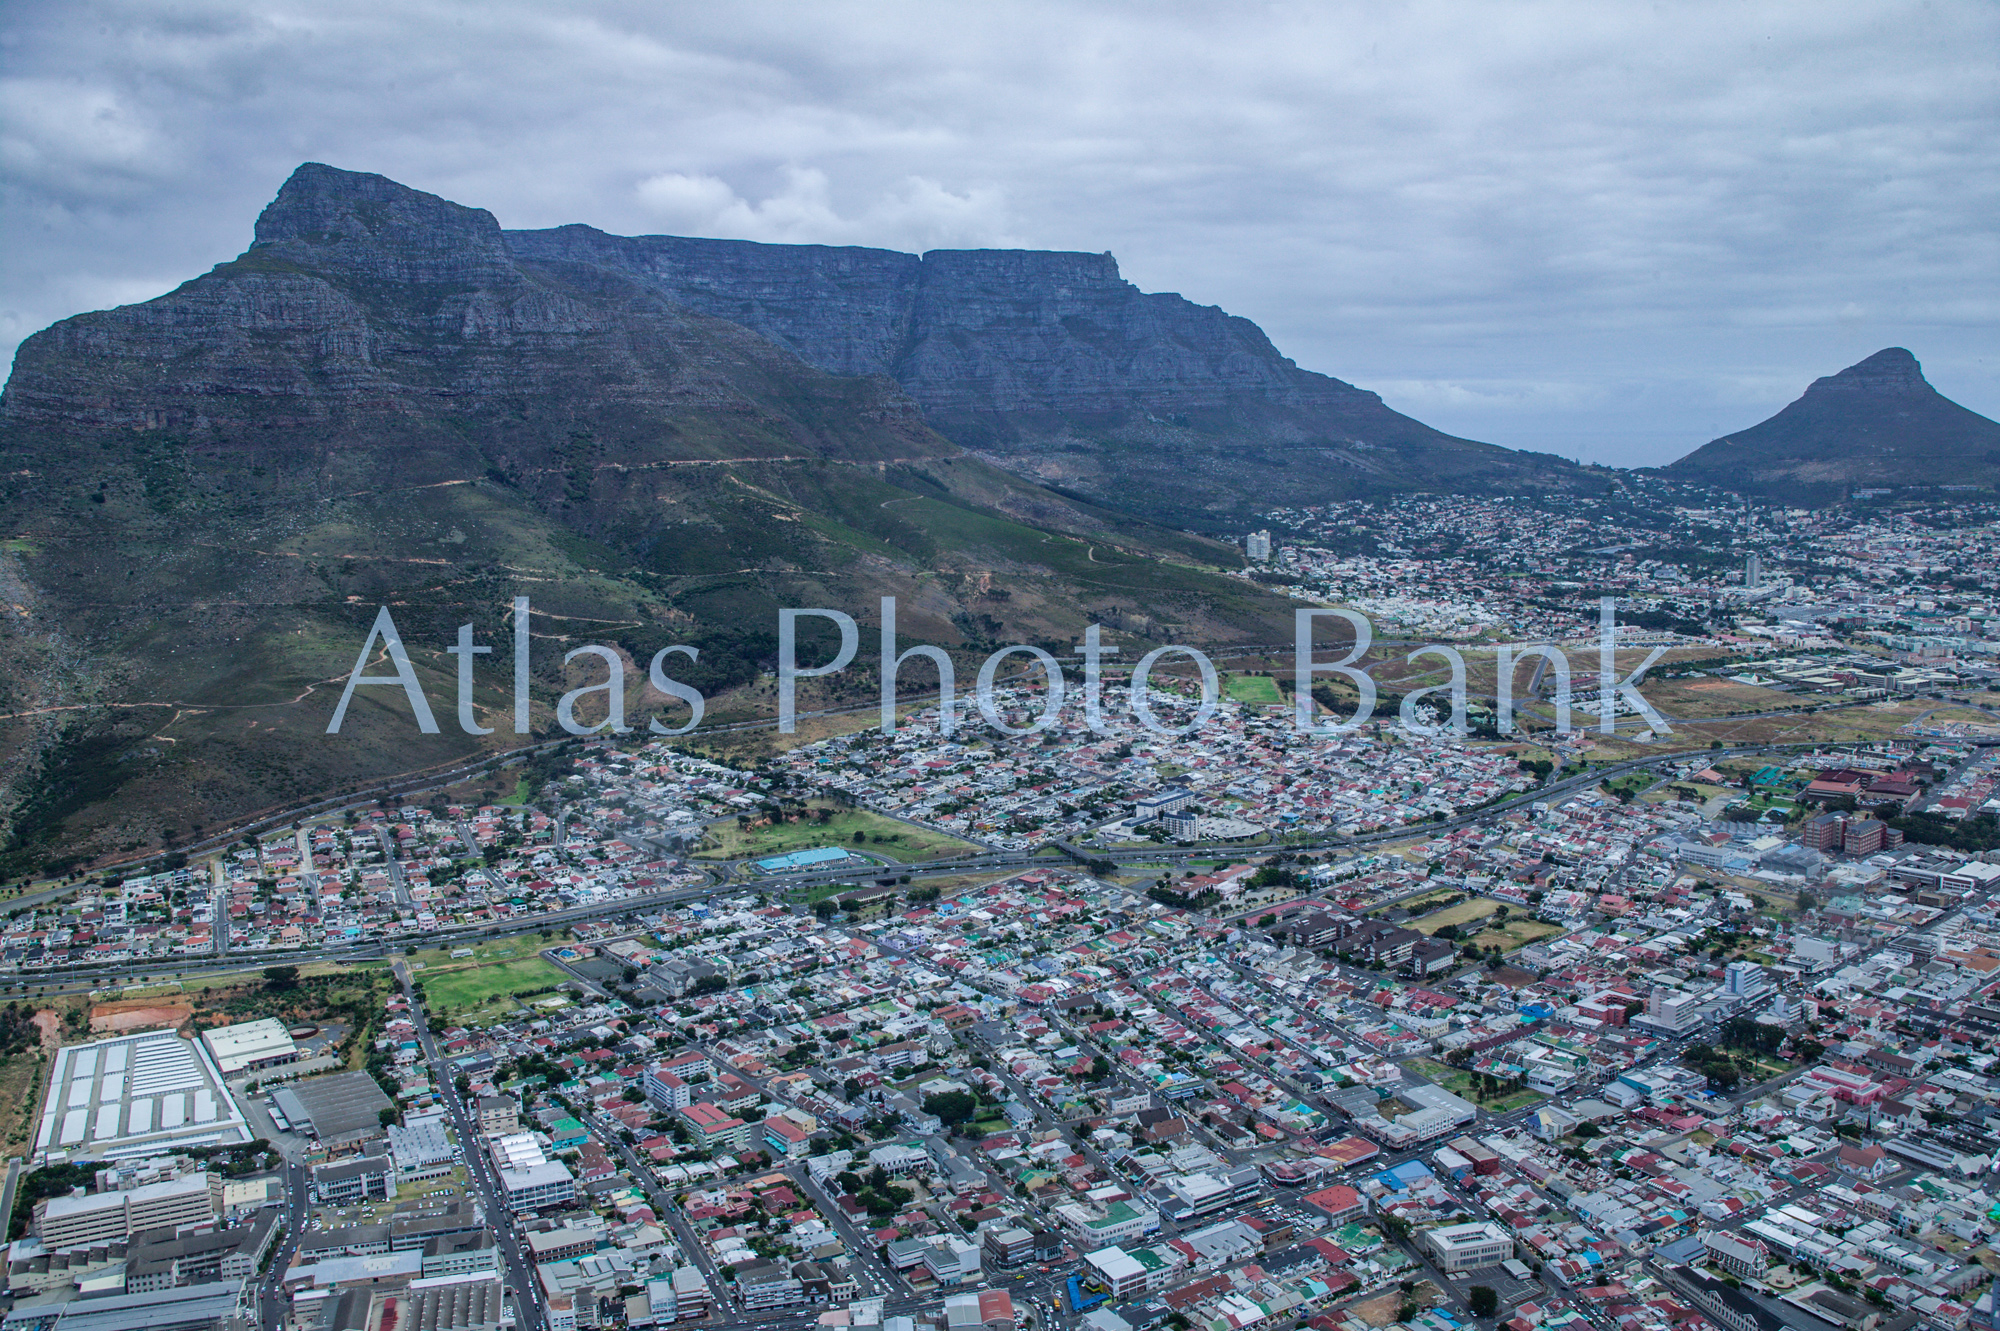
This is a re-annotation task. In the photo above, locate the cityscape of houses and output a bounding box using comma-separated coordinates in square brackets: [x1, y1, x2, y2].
[2, 493, 1998, 1331]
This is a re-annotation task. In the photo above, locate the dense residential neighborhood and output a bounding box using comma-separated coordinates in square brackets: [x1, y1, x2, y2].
[3, 495, 2000, 1331]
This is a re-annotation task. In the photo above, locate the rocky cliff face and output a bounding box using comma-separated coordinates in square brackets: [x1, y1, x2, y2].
[504, 224, 1334, 416]
[503, 217, 1592, 524]
[0, 163, 1310, 873]
[1667, 348, 2000, 504]
[505, 224, 922, 378]
[2, 163, 945, 463]
[508, 222, 1463, 429]
[7, 162, 1587, 525]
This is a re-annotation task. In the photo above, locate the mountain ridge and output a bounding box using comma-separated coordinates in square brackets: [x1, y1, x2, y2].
[1666, 347, 2000, 504]
[502, 209, 1594, 523]
[0, 162, 1315, 875]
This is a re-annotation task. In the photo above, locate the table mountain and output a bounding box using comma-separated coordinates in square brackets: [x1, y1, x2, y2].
[1666, 348, 2000, 505]
[0, 163, 1312, 875]
[509, 222, 1591, 526]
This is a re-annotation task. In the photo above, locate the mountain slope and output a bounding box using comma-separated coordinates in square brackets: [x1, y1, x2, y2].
[3, 162, 952, 465]
[0, 164, 1300, 875]
[1666, 348, 2000, 504]
[506, 225, 1595, 525]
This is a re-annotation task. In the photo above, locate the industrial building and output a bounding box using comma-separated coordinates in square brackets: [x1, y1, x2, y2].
[310, 1152, 393, 1205]
[198, 1019, 301, 1077]
[0, 1279, 254, 1331]
[123, 1212, 281, 1292]
[34, 1032, 252, 1161]
[270, 1071, 393, 1144]
[387, 1115, 457, 1181]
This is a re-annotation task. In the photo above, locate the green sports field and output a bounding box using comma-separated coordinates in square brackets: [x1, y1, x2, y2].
[1226, 673, 1285, 705]
[421, 957, 565, 1013]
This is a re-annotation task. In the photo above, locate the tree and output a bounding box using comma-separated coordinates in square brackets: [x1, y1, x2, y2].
[263, 965, 300, 989]
[378, 1105, 401, 1128]
[924, 1090, 979, 1127]
[1469, 1286, 1499, 1318]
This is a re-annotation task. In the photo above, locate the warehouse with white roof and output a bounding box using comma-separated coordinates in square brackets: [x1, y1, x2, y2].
[199, 1017, 301, 1076]
[34, 1030, 253, 1161]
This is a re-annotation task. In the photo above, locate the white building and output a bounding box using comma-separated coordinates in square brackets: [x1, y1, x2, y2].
[35, 1172, 222, 1252]
[1082, 1246, 1152, 1299]
[490, 1131, 576, 1212]
[1423, 1221, 1515, 1272]
[1053, 1199, 1159, 1246]
[1133, 789, 1195, 822]
[35, 1031, 253, 1161]
[921, 1235, 983, 1286]
[501, 1160, 577, 1213]
[200, 1019, 301, 1077]
[1634, 985, 1702, 1035]
[1724, 962, 1771, 999]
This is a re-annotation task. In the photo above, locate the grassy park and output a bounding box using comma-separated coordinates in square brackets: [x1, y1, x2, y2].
[408, 935, 552, 971]
[1602, 771, 1657, 800]
[1468, 917, 1564, 951]
[420, 957, 565, 1014]
[694, 801, 980, 864]
[1642, 780, 1737, 806]
[1410, 895, 1506, 934]
[1375, 887, 1459, 916]
[1226, 673, 1285, 705]
[408, 936, 569, 1018]
[1409, 1058, 1545, 1113]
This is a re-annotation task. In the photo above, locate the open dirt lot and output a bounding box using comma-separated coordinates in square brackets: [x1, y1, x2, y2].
[89, 998, 194, 1034]
[1643, 677, 1801, 717]
[1349, 1294, 1408, 1327]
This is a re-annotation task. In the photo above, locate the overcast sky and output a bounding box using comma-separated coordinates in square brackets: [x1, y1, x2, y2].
[4, 0, 1996, 467]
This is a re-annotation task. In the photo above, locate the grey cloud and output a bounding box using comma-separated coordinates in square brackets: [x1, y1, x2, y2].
[2, 0, 1995, 467]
